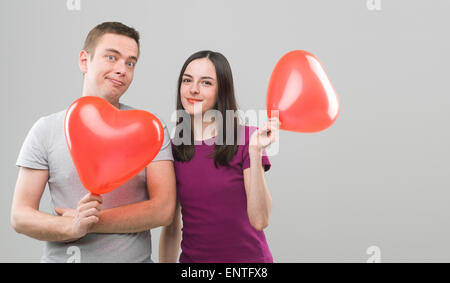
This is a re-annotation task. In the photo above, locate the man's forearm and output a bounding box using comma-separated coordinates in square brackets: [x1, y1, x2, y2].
[12, 207, 74, 242]
[89, 199, 173, 234]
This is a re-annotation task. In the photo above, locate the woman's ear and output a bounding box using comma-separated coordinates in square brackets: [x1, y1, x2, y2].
[79, 50, 89, 74]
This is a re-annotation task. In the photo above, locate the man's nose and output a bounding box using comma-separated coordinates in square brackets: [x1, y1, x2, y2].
[114, 62, 127, 76]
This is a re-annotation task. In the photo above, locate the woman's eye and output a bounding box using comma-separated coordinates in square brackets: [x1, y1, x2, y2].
[183, 78, 191, 83]
[202, 81, 212, 85]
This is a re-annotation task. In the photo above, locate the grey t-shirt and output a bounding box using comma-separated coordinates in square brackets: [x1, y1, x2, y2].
[16, 103, 174, 263]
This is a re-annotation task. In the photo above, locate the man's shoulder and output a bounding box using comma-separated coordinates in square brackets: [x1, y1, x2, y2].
[119, 103, 135, 111]
[120, 103, 168, 128]
[31, 109, 66, 130]
[35, 109, 66, 127]
[40, 109, 66, 120]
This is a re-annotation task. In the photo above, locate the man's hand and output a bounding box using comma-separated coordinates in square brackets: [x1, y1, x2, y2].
[55, 193, 102, 240]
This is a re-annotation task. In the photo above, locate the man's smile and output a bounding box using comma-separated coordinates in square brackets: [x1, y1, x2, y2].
[106, 77, 125, 87]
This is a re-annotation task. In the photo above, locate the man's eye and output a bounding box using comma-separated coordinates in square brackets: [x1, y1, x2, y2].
[127, 62, 135, 67]
[107, 55, 116, 61]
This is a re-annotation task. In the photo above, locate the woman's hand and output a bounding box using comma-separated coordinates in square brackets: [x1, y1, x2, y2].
[249, 117, 281, 153]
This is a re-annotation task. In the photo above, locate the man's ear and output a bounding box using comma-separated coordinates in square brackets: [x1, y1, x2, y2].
[79, 50, 89, 74]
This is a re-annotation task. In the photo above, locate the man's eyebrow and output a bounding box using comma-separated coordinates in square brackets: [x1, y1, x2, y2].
[105, 48, 138, 61]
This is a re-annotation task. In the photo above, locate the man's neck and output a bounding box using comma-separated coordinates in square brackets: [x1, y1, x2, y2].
[82, 92, 120, 109]
[81, 80, 121, 109]
[107, 99, 120, 109]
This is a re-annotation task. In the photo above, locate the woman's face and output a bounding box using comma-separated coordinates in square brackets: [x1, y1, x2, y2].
[180, 58, 218, 116]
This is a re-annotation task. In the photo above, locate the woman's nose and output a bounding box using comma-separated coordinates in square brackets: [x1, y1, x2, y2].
[190, 83, 199, 94]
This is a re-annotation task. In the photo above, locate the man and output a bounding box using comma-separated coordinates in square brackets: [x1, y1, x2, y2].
[10, 22, 176, 263]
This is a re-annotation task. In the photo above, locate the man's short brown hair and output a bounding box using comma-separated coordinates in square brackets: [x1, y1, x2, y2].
[83, 22, 140, 59]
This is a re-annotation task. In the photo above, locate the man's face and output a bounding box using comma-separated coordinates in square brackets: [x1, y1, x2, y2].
[79, 33, 139, 103]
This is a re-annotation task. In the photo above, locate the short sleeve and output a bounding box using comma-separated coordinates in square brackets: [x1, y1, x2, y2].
[16, 117, 49, 170]
[242, 126, 271, 172]
[152, 118, 174, 162]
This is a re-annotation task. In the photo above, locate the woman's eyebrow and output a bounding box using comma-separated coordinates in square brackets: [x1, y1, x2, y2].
[183, 74, 216, 81]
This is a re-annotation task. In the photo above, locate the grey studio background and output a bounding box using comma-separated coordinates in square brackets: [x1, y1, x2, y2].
[1, 0, 449, 263]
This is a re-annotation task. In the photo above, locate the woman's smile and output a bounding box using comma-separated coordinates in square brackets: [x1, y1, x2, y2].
[186, 98, 203, 104]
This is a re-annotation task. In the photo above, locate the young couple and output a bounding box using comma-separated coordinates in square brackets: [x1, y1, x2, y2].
[11, 22, 279, 263]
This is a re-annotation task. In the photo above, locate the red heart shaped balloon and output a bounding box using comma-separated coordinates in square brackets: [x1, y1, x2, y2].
[267, 50, 340, 133]
[64, 96, 164, 195]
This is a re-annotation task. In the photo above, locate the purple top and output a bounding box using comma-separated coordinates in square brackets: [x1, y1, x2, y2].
[173, 126, 273, 263]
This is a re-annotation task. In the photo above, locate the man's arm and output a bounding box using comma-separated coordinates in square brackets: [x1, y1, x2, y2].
[88, 160, 176, 234]
[10, 167, 100, 242]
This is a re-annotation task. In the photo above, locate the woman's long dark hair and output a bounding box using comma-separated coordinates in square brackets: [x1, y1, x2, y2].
[172, 50, 240, 167]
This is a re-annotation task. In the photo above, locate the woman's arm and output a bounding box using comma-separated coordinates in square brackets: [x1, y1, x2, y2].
[159, 200, 182, 263]
[244, 151, 272, 231]
[243, 118, 280, 231]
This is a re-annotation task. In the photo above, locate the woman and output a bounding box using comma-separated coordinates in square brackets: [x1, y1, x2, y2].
[159, 50, 279, 263]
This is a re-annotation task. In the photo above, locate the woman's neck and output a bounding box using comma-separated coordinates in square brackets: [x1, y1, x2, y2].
[192, 115, 216, 141]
